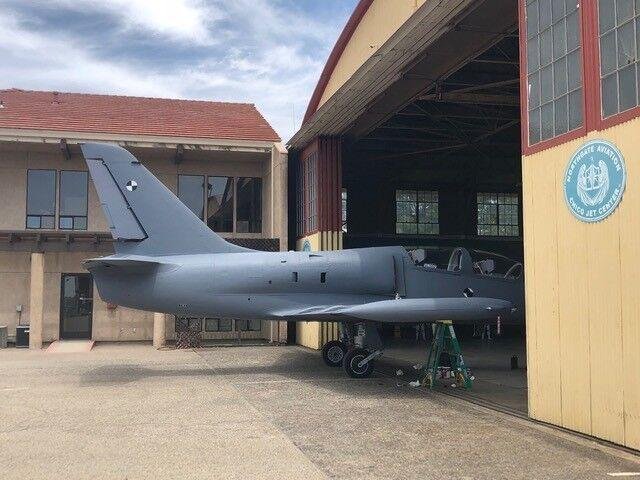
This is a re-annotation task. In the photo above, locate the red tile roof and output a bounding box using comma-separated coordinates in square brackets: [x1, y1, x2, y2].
[0, 89, 280, 142]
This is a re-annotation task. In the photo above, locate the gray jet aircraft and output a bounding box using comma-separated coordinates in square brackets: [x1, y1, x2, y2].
[80, 143, 524, 378]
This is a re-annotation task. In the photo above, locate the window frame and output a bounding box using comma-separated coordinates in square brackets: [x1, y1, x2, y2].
[520, 0, 589, 155]
[296, 161, 305, 237]
[594, 0, 640, 130]
[206, 175, 235, 233]
[476, 192, 521, 237]
[177, 174, 206, 220]
[58, 170, 89, 231]
[235, 176, 263, 234]
[394, 189, 440, 236]
[304, 152, 318, 235]
[235, 319, 262, 332]
[204, 318, 233, 332]
[520, 1, 640, 154]
[177, 173, 263, 235]
[297, 151, 318, 237]
[25, 169, 57, 230]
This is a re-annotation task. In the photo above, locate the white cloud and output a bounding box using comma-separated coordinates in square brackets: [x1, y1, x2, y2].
[27, 0, 220, 45]
[217, 0, 339, 45]
[113, 0, 220, 44]
[0, 1, 351, 140]
[0, 11, 181, 97]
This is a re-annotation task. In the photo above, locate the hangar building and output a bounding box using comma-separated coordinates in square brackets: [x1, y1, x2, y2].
[288, 0, 640, 450]
[0, 89, 287, 347]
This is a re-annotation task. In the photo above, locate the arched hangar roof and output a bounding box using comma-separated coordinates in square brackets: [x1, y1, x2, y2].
[303, 0, 433, 125]
[290, 0, 518, 150]
[302, 0, 373, 124]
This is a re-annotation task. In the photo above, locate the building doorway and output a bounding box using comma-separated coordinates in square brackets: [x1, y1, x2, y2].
[60, 273, 93, 339]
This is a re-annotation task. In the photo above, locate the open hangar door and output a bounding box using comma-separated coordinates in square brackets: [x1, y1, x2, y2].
[339, 4, 526, 412]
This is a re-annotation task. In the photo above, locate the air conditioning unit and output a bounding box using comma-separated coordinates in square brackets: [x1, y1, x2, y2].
[15, 325, 29, 348]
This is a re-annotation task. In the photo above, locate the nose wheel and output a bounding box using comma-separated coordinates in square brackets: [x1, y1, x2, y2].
[321, 340, 347, 367]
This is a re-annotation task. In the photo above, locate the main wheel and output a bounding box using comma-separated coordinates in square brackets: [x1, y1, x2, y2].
[321, 340, 347, 367]
[343, 348, 375, 378]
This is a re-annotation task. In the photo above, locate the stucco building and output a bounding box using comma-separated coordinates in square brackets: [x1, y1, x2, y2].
[0, 88, 287, 347]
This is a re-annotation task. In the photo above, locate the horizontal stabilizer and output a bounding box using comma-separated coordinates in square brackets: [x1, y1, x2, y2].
[83, 256, 162, 271]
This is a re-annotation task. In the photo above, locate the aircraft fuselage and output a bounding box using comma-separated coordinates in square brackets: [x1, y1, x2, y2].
[90, 246, 524, 324]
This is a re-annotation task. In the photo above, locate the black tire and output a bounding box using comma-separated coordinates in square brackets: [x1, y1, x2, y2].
[321, 340, 347, 367]
[343, 348, 375, 378]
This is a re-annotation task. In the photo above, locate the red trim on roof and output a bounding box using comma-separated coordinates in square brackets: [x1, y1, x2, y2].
[0, 89, 280, 143]
[302, 0, 374, 124]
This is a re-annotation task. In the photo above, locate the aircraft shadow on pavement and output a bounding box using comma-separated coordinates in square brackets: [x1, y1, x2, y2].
[78, 347, 433, 399]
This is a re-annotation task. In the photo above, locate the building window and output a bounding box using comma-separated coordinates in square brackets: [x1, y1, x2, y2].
[235, 319, 262, 331]
[296, 164, 304, 237]
[477, 193, 520, 236]
[26, 170, 56, 229]
[207, 176, 234, 233]
[58, 171, 88, 230]
[525, 0, 583, 145]
[178, 175, 205, 220]
[341, 188, 347, 233]
[304, 153, 318, 234]
[204, 318, 233, 332]
[599, 0, 640, 117]
[178, 174, 263, 234]
[236, 177, 262, 233]
[296, 152, 319, 237]
[395, 190, 439, 235]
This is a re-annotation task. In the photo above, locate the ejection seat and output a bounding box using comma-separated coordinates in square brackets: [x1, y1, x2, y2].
[447, 247, 473, 274]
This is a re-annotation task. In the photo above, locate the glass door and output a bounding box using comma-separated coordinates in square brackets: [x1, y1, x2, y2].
[59, 273, 93, 339]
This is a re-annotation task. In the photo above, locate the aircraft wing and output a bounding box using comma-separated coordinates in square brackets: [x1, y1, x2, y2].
[274, 297, 512, 324]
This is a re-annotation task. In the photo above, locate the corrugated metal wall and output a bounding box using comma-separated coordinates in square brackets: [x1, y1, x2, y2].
[523, 119, 640, 450]
[295, 137, 343, 349]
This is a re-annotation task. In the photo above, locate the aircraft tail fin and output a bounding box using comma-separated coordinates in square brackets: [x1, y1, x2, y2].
[81, 143, 251, 256]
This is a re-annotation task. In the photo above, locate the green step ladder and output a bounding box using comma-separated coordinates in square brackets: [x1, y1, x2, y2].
[421, 320, 473, 389]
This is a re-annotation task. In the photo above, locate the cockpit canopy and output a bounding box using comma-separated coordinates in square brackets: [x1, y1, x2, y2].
[408, 247, 523, 280]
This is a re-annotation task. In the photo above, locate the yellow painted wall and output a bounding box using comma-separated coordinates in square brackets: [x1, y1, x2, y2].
[295, 232, 322, 252]
[317, 0, 427, 109]
[523, 119, 640, 450]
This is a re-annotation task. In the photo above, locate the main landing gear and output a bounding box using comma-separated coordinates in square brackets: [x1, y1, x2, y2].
[321, 340, 347, 367]
[321, 322, 383, 378]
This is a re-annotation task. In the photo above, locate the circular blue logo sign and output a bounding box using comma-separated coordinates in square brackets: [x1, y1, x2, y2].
[302, 240, 311, 252]
[564, 139, 626, 222]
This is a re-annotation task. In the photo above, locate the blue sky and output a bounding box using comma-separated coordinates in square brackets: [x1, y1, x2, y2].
[0, 0, 358, 140]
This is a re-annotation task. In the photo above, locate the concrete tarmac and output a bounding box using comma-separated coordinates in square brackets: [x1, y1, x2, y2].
[0, 343, 637, 479]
